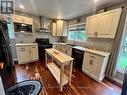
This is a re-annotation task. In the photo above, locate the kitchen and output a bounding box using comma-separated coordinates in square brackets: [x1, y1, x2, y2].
[0, 0, 127, 95]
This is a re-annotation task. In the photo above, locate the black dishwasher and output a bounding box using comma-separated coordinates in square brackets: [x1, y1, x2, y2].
[72, 48, 84, 70]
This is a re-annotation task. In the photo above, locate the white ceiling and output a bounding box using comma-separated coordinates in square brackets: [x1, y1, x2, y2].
[15, 0, 125, 19]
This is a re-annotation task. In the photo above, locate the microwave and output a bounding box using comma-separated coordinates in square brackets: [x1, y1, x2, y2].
[13, 22, 33, 33]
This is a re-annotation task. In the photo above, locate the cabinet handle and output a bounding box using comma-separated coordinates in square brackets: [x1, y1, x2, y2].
[90, 56, 95, 58]
[20, 50, 26, 52]
[94, 32, 98, 37]
[20, 48, 25, 49]
[89, 60, 93, 65]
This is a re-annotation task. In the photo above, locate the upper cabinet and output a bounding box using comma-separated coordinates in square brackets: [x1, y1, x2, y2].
[52, 23, 57, 36]
[86, 15, 100, 37]
[12, 15, 33, 25]
[86, 8, 122, 38]
[52, 20, 68, 36]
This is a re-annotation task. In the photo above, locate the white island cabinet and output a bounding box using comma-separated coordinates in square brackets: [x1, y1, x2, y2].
[16, 43, 38, 64]
[45, 48, 74, 92]
[53, 43, 72, 56]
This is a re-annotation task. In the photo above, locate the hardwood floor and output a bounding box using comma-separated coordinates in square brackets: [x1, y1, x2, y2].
[3, 61, 121, 95]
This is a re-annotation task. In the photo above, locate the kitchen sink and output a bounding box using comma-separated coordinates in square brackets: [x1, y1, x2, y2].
[66, 44, 77, 46]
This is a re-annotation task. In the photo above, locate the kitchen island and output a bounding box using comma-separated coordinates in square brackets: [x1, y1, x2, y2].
[45, 48, 74, 92]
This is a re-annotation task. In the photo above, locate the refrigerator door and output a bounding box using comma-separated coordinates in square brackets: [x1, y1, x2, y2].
[0, 20, 13, 74]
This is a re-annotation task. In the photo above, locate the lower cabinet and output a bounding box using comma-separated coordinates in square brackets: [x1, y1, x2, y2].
[16, 45, 38, 64]
[82, 52, 109, 82]
[53, 44, 72, 56]
[29, 45, 39, 61]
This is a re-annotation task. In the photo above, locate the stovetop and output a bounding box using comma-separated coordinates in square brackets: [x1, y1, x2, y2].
[35, 38, 50, 44]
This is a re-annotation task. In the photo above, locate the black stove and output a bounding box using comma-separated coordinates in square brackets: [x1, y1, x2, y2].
[35, 38, 52, 61]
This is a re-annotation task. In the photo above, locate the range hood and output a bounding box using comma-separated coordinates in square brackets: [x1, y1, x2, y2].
[37, 16, 49, 32]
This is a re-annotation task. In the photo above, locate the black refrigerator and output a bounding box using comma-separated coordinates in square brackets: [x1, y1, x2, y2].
[0, 20, 13, 77]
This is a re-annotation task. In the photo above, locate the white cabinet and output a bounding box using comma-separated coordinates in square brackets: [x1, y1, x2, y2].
[12, 15, 33, 24]
[86, 15, 100, 37]
[52, 23, 57, 36]
[16, 44, 38, 64]
[16, 46, 30, 64]
[53, 44, 72, 56]
[52, 20, 68, 36]
[53, 44, 61, 51]
[98, 8, 122, 38]
[82, 52, 109, 82]
[29, 45, 39, 61]
[85, 8, 122, 38]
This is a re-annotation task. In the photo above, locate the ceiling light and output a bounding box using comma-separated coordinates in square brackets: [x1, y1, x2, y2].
[19, 4, 24, 9]
[94, 0, 98, 2]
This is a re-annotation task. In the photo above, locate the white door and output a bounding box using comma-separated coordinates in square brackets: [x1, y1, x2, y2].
[98, 8, 122, 38]
[85, 15, 100, 37]
[30, 45, 39, 61]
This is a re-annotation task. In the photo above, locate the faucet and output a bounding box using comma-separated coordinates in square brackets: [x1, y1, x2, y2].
[20, 41, 24, 43]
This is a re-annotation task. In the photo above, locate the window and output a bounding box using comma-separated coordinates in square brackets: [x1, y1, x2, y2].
[68, 24, 87, 41]
[117, 34, 127, 71]
[7, 17, 15, 39]
[68, 30, 87, 41]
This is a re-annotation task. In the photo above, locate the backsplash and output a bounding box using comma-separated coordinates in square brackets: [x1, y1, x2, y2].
[15, 33, 59, 43]
[86, 38, 114, 52]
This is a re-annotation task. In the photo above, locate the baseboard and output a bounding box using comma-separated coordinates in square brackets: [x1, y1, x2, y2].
[105, 76, 122, 88]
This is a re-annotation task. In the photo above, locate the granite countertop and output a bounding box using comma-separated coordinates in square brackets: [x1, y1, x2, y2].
[73, 46, 110, 57]
[52, 42, 110, 57]
[16, 43, 38, 46]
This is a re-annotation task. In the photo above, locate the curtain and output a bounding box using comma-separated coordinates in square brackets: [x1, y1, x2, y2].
[106, 6, 127, 78]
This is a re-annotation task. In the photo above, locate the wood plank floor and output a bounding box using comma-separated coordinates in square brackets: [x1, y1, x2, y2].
[4, 61, 121, 95]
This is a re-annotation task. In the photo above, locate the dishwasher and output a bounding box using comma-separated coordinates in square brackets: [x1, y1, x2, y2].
[72, 48, 84, 70]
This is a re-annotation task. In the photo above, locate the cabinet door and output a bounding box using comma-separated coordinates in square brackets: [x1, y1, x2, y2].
[12, 15, 22, 23]
[25, 17, 33, 24]
[52, 23, 57, 36]
[62, 21, 68, 36]
[56, 20, 63, 36]
[59, 45, 64, 53]
[98, 8, 122, 38]
[86, 15, 100, 37]
[30, 45, 39, 61]
[16, 46, 30, 64]
[89, 54, 103, 79]
[66, 47, 72, 56]
[82, 52, 92, 73]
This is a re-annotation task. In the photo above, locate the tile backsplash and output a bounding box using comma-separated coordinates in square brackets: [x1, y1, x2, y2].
[15, 32, 59, 43]
[86, 38, 114, 52]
